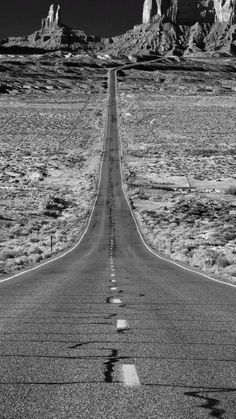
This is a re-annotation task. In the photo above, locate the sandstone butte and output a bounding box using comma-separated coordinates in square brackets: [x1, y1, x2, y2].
[143, 0, 236, 25]
[41, 4, 62, 30]
[0, 1, 236, 55]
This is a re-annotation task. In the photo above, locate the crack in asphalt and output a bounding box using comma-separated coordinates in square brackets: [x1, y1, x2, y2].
[104, 349, 119, 383]
[184, 390, 229, 418]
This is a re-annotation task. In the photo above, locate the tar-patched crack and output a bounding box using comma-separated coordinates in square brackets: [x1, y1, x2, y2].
[185, 391, 225, 418]
[106, 313, 117, 319]
[117, 329, 126, 335]
[104, 349, 119, 383]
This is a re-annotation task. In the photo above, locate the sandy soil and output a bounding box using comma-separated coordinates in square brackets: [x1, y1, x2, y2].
[119, 58, 236, 283]
[0, 54, 107, 275]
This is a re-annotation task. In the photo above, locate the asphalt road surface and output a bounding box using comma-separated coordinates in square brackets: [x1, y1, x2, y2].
[0, 69, 235, 419]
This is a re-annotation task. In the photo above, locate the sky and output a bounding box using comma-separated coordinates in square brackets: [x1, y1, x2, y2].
[0, 0, 144, 40]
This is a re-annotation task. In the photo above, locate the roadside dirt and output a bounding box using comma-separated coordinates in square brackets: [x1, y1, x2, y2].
[0, 54, 107, 275]
[119, 58, 236, 283]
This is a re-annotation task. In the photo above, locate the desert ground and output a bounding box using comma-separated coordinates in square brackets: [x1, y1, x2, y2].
[1, 54, 236, 283]
[118, 57, 236, 283]
[0, 53, 107, 274]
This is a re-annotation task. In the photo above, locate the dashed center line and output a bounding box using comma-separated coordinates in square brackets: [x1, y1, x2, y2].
[110, 297, 121, 304]
[111, 286, 117, 291]
[121, 365, 140, 387]
[117, 319, 129, 331]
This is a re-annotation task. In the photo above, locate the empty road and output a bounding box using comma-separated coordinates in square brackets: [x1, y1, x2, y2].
[0, 69, 235, 418]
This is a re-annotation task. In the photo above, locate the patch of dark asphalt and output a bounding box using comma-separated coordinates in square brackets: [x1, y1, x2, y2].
[104, 349, 119, 383]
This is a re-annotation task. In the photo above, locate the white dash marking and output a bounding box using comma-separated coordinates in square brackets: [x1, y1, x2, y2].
[111, 287, 117, 291]
[111, 279, 116, 283]
[111, 298, 121, 304]
[111, 273, 115, 277]
[117, 319, 129, 331]
[121, 365, 140, 387]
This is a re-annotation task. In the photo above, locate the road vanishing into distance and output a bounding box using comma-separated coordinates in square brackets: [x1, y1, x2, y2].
[0, 68, 236, 418]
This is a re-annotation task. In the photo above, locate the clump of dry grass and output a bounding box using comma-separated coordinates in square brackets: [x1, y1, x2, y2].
[225, 186, 236, 195]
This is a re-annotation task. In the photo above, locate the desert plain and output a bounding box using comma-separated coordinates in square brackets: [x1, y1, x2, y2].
[0, 53, 107, 274]
[0, 53, 236, 283]
[119, 57, 236, 283]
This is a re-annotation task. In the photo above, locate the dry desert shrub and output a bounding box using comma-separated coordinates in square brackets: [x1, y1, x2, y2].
[217, 255, 230, 268]
[0, 90, 105, 276]
[225, 186, 236, 195]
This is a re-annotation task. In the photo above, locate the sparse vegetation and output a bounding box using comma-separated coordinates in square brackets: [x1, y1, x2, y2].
[0, 58, 106, 275]
[119, 61, 236, 283]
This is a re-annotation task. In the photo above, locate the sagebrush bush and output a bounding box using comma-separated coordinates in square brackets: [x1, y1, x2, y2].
[28, 254, 42, 264]
[15, 256, 28, 266]
[2, 249, 23, 260]
[0, 261, 5, 273]
[27, 245, 43, 256]
[225, 186, 236, 195]
[217, 255, 230, 268]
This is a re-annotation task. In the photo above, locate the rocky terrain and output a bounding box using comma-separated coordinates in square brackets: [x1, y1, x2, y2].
[0, 2, 236, 282]
[109, 0, 236, 56]
[0, 4, 104, 53]
[0, 54, 108, 275]
[142, 0, 236, 25]
[1, 1, 236, 56]
[118, 57, 236, 283]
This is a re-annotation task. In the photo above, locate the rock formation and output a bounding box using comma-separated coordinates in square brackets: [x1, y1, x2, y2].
[0, 1, 235, 56]
[142, 0, 236, 25]
[0, 4, 102, 52]
[214, 0, 236, 23]
[143, 0, 159, 24]
[107, 0, 236, 56]
[41, 4, 62, 31]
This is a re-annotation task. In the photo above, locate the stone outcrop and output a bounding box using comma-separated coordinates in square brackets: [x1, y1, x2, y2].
[41, 4, 62, 31]
[143, 0, 159, 24]
[0, 4, 102, 52]
[107, 0, 236, 57]
[0, 2, 235, 56]
[214, 0, 236, 23]
[142, 0, 236, 25]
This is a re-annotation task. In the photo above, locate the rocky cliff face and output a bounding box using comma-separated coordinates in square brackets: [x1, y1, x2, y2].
[142, 0, 236, 25]
[0, 4, 102, 52]
[214, 0, 236, 23]
[41, 4, 62, 31]
[106, 0, 236, 56]
[0, 2, 235, 56]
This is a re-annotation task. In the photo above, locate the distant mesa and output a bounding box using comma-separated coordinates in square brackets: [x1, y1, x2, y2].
[108, 0, 236, 56]
[0, 4, 102, 53]
[0, 1, 236, 56]
[142, 0, 236, 25]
